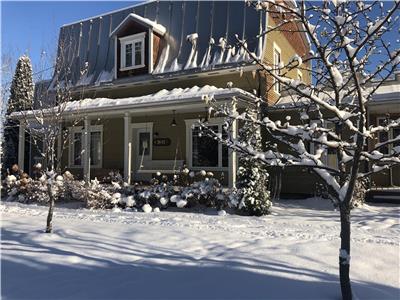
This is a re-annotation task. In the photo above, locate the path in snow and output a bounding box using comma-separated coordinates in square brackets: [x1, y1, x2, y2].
[1, 198, 399, 299]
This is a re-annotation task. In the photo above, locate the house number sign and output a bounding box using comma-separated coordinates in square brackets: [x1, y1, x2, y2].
[153, 138, 171, 146]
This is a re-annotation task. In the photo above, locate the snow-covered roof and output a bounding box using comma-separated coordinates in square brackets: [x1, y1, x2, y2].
[11, 85, 257, 119]
[110, 13, 166, 37]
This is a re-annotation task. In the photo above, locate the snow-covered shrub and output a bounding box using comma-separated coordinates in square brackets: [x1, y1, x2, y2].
[235, 107, 271, 216]
[351, 178, 369, 208]
[84, 179, 114, 209]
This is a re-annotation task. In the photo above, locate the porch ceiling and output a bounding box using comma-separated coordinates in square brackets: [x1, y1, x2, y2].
[11, 85, 257, 120]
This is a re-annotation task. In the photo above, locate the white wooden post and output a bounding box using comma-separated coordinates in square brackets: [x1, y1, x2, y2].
[228, 102, 238, 188]
[18, 120, 26, 171]
[83, 116, 90, 182]
[57, 122, 62, 169]
[124, 113, 132, 184]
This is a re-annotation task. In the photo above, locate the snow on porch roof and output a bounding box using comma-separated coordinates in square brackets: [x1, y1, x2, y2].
[11, 85, 257, 120]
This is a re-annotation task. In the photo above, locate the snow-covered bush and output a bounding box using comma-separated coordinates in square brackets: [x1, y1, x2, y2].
[84, 179, 114, 209]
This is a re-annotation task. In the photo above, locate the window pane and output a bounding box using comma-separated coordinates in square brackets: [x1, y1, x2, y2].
[393, 128, 400, 149]
[139, 132, 150, 156]
[125, 44, 132, 67]
[192, 126, 218, 167]
[73, 132, 82, 166]
[90, 131, 101, 166]
[274, 50, 281, 92]
[134, 41, 142, 66]
[222, 128, 228, 167]
[378, 118, 389, 154]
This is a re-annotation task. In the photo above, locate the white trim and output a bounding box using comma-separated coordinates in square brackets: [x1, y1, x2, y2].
[68, 125, 103, 169]
[148, 29, 153, 74]
[273, 42, 282, 95]
[18, 121, 26, 170]
[119, 32, 146, 71]
[185, 118, 229, 170]
[109, 13, 166, 37]
[114, 36, 118, 79]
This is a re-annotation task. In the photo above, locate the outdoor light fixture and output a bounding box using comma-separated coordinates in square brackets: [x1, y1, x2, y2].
[171, 110, 177, 127]
[204, 107, 209, 123]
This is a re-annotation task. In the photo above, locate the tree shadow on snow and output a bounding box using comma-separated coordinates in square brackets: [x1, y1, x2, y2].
[1, 226, 398, 300]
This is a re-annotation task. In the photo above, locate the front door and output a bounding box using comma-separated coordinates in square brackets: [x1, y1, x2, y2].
[133, 127, 152, 181]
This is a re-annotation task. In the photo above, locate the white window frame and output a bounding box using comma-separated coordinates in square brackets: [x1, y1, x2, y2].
[119, 32, 146, 71]
[68, 125, 103, 168]
[185, 118, 229, 171]
[273, 42, 282, 95]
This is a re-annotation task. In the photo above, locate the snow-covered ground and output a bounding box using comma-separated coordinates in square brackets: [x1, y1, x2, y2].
[1, 198, 399, 299]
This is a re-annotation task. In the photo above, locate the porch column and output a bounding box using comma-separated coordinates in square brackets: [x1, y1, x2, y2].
[83, 116, 90, 183]
[228, 118, 238, 188]
[124, 113, 132, 184]
[56, 121, 62, 170]
[18, 120, 26, 171]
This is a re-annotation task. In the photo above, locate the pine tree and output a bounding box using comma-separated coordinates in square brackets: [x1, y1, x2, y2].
[3, 55, 34, 171]
[236, 104, 271, 216]
[7, 55, 34, 114]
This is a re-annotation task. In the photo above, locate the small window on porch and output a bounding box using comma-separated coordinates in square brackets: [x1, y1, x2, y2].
[190, 123, 228, 169]
[69, 126, 103, 168]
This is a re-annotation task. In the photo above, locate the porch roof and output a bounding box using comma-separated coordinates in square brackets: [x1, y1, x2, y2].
[10, 85, 257, 120]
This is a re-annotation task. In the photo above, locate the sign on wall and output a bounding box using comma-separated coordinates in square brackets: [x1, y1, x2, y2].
[153, 138, 171, 146]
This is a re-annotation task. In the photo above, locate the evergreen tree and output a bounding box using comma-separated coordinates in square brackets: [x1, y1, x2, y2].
[7, 55, 34, 113]
[236, 103, 271, 216]
[3, 55, 34, 171]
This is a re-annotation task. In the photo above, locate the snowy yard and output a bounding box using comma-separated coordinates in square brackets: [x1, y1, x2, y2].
[1, 198, 399, 299]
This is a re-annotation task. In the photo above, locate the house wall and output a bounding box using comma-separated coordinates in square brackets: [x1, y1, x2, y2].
[262, 14, 311, 106]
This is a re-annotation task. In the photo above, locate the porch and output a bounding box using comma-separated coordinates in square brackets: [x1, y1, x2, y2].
[14, 86, 257, 187]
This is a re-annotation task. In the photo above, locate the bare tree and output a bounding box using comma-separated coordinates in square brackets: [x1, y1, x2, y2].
[10, 39, 86, 233]
[201, 1, 400, 299]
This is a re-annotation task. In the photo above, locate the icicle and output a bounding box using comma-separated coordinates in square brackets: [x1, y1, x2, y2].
[184, 33, 199, 70]
[200, 37, 215, 69]
[212, 37, 227, 65]
[154, 44, 170, 74]
[168, 58, 181, 72]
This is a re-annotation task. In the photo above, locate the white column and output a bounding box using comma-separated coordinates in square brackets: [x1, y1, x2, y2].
[228, 118, 238, 188]
[57, 122, 62, 170]
[18, 120, 26, 171]
[124, 113, 132, 184]
[83, 116, 90, 182]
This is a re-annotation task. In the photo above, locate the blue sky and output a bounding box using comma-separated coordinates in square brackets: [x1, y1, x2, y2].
[1, 1, 140, 81]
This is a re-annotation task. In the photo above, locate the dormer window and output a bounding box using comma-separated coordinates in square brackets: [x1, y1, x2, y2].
[119, 32, 146, 71]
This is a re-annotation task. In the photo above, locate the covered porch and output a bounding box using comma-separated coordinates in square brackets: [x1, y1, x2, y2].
[15, 86, 257, 187]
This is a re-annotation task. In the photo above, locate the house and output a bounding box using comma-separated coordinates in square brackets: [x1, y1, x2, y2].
[11, 0, 311, 189]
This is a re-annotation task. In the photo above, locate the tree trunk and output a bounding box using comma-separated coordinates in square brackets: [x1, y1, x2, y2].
[45, 187, 55, 233]
[339, 203, 352, 300]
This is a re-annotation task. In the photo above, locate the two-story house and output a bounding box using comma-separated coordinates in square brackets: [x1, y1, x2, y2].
[12, 1, 310, 190]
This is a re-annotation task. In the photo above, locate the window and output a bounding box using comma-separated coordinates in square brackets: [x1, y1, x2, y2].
[119, 32, 145, 71]
[186, 120, 229, 169]
[297, 70, 303, 81]
[377, 117, 399, 155]
[377, 117, 389, 154]
[69, 126, 103, 168]
[273, 44, 282, 94]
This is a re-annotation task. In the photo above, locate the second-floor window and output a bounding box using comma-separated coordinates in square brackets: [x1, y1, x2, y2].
[273, 45, 282, 94]
[120, 32, 145, 71]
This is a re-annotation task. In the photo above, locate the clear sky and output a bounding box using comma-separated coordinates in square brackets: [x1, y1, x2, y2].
[1, 1, 140, 82]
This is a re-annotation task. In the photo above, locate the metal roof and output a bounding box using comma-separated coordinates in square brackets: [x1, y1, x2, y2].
[52, 1, 266, 90]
